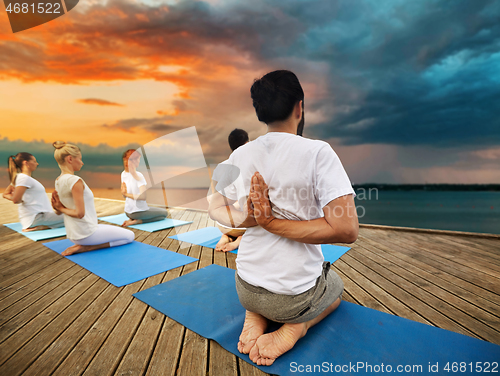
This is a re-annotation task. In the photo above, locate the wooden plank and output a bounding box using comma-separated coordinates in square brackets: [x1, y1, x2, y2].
[0, 250, 62, 290]
[176, 329, 208, 376]
[430, 234, 500, 265]
[0, 274, 104, 375]
[0, 237, 45, 269]
[334, 257, 430, 324]
[0, 243, 58, 279]
[392, 230, 500, 277]
[209, 236, 239, 376]
[51, 281, 145, 376]
[0, 267, 89, 340]
[360, 229, 500, 304]
[239, 358, 269, 376]
[331, 263, 392, 314]
[144, 269, 185, 376]
[70, 278, 150, 376]
[0, 261, 76, 311]
[354, 237, 500, 324]
[111, 223, 183, 376]
[0, 258, 72, 301]
[21, 283, 121, 376]
[175, 216, 208, 376]
[209, 341, 238, 376]
[78, 231, 173, 376]
[145, 316, 185, 376]
[347, 247, 499, 342]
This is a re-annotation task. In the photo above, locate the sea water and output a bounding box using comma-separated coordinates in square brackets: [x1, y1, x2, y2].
[93, 188, 500, 235]
[354, 190, 500, 235]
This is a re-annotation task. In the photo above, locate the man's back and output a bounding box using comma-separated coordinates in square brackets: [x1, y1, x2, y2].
[220, 132, 354, 295]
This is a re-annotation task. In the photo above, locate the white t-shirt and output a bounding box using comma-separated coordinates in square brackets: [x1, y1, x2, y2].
[121, 171, 149, 213]
[55, 174, 98, 240]
[214, 132, 355, 295]
[15, 173, 53, 229]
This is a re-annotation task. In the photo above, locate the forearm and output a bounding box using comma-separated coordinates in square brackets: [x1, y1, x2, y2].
[3, 193, 14, 201]
[209, 205, 246, 228]
[123, 190, 146, 200]
[209, 205, 256, 228]
[58, 206, 84, 219]
[264, 217, 349, 244]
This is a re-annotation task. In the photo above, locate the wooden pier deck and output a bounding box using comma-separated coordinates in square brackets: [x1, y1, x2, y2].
[1, 197, 499, 376]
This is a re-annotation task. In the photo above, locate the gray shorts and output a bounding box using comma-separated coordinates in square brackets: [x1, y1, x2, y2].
[235, 262, 344, 324]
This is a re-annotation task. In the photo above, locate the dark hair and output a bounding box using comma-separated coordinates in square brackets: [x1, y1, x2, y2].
[8, 152, 33, 184]
[250, 70, 304, 125]
[228, 129, 249, 151]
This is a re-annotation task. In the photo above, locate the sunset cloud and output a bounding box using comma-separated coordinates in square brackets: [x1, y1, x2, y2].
[77, 98, 125, 106]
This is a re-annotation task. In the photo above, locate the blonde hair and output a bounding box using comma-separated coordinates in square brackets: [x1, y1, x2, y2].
[7, 152, 33, 184]
[53, 141, 81, 166]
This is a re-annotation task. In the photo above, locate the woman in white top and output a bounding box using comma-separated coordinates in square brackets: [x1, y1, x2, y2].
[51, 141, 134, 256]
[120, 149, 168, 227]
[2, 152, 63, 231]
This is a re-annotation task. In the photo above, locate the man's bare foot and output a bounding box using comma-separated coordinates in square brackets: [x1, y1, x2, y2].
[237, 311, 268, 354]
[221, 240, 239, 252]
[249, 322, 307, 366]
[122, 219, 142, 227]
[61, 244, 84, 256]
[215, 234, 230, 251]
[247, 298, 342, 366]
[23, 225, 50, 232]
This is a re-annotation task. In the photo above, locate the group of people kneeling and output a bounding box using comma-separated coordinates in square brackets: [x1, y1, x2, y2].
[4, 70, 358, 366]
[3, 144, 168, 255]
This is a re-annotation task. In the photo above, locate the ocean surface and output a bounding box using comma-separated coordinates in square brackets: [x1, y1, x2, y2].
[92, 188, 500, 235]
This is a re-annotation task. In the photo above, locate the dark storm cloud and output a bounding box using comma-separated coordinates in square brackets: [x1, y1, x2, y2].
[267, 0, 500, 148]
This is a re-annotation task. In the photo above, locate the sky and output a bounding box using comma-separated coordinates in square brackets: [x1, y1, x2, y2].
[1, 0, 499, 188]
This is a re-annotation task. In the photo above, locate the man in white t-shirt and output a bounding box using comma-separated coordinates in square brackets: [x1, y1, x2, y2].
[209, 70, 358, 366]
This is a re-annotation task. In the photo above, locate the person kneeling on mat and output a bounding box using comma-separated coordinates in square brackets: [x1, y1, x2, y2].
[120, 149, 168, 227]
[52, 141, 134, 256]
[209, 70, 358, 366]
[214, 128, 249, 252]
[3, 152, 64, 232]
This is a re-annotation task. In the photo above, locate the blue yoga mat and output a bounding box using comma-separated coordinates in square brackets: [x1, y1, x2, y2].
[98, 213, 192, 232]
[169, 226, 351, 261]
[134, 264, 500, 376]
[43, 239, 197, 287]
[4, 222, 66, 241]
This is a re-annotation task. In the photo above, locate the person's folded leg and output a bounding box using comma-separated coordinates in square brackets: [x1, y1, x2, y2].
[29, 212, 65, 229]
[74, 224, 134, 247]
[235, 262, 344, 324]
[126, 207, 168, 224]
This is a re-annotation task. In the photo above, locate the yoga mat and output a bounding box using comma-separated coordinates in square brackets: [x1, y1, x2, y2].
[43, 239, 197, 287]
[169, 227, 351, 261]
[98, 213, 192, 232]
[134, 264, 500, 376]
[4, 222, 66, 241]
